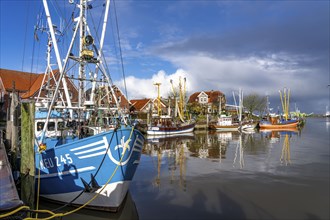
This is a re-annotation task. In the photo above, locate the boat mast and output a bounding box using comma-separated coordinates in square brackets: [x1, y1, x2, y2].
[154, 82, 161, 116]
[238, 88, 243, 123]
[279, 88, 290, 121]
[78, 0, 87, 118]
[218, 94, 222, 115]
[89, 0, 111, 103]
[170, 79, 177, 117]
[36, 32, 65, 108]
[42, 0, 72, 110]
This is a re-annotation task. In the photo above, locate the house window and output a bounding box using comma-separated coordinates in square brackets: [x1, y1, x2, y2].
[69, 91, 73, 99]
[199, 97, 207, 104]
[118, 96, 121, 103]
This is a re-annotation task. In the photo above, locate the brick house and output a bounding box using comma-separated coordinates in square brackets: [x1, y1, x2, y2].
[188, 90, 226, 114]
[0, 69, 79, 115]
[130, 98, 167, 117]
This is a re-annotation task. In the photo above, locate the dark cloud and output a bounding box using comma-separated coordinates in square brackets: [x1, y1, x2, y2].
[153, 1, 328, 60]
[148, 1, 329, 114]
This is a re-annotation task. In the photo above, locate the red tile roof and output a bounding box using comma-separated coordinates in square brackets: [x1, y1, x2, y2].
[0, 69, 40, 92]
[0, 69, 79, 102]
[21, 73, 46, 99]
[188, 90, 225, 103]
[130, 98, 151, 111]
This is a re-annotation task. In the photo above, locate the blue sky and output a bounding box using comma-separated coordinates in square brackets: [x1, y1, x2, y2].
[1, 0, 329, 114]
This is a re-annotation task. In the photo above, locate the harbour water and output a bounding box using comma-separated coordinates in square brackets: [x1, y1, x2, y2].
[38, 117, 329, 220]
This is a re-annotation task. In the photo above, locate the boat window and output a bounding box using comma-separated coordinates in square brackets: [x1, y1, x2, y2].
[48, 122, 56, 131]
[58, 121, 65, 130]
[37, 122, 44, 131]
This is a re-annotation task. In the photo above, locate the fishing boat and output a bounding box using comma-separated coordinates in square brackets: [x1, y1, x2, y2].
[147, 115, 195, 135]
[240, 121, 258, 133]
[31, 0, 144, 211]
[209, 89, 246, 132]
[259, 88, 298, 130]
[259, 115, 299, 129]
[147, 78, 195, 135]
[208, 114, 239, 131]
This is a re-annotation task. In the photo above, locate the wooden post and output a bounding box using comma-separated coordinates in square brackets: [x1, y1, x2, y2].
[20, 102, 35, 211]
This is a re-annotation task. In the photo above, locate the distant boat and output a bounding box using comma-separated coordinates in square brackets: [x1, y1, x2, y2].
[147, 115, 195, 135]
[147, 78, 195, 136]
[146, 131, 195, 143]
[240, 121, 258, 132]
[259, 88, 299, 130]
[259, 114, 299, 129]
[210, 89, 257, 132]
[209, 114, 239, 131]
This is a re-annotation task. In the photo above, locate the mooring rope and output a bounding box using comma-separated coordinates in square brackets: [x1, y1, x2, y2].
[0, 126, 136, 220]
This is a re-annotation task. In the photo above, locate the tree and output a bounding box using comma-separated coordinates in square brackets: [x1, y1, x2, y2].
[243, 93, 267, 119]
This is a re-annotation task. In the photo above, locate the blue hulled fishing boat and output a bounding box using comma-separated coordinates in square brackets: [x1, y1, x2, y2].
[32, 0, 144, 211]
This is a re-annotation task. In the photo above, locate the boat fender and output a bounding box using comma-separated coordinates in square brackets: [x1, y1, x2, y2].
[38, 143, 47, 152]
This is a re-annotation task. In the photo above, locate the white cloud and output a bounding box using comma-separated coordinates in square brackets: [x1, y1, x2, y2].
[116, 51, 327, 113]
[115, 69, 190, 100]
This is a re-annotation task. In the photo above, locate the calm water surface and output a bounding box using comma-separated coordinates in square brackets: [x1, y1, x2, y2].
[41, 117, 330, 220]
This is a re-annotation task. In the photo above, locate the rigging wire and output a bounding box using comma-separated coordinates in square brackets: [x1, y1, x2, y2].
[113, 0, 129, 103]
[21, 1, 31, 72]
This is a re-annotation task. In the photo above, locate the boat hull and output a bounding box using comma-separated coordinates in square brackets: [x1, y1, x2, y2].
[208, 124, 239, 131]
[146, 123, 195, 135]
[259, 120, 299, 129]
[35, 127, 144, 211]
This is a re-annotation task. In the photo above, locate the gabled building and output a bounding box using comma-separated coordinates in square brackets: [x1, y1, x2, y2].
[0, 68, 79, 106]
[0, 69, 132, 115]
[21, 70, 79, 104]
[130, 98, 153, 113]
[130, 98, 167, 115]
[0, 68, 79, 121]
[188, 90, 226, 114]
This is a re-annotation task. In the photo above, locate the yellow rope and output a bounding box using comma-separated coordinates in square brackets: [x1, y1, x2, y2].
[0, 126, 136, 220]
[0, 205, 30, 218]
[35, 153, 42, 218]
[24, 126, 136, 220]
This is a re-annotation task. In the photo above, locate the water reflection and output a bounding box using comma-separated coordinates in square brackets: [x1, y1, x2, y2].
[133, 119, 328, 220]
[144, 133, 194, 191]
[233, 134, 244, 168]
[326, 117, 330, 132]
[260, 128, 300, 166]
[144, 127, 302, 177]
[280, 134, 291, 165]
